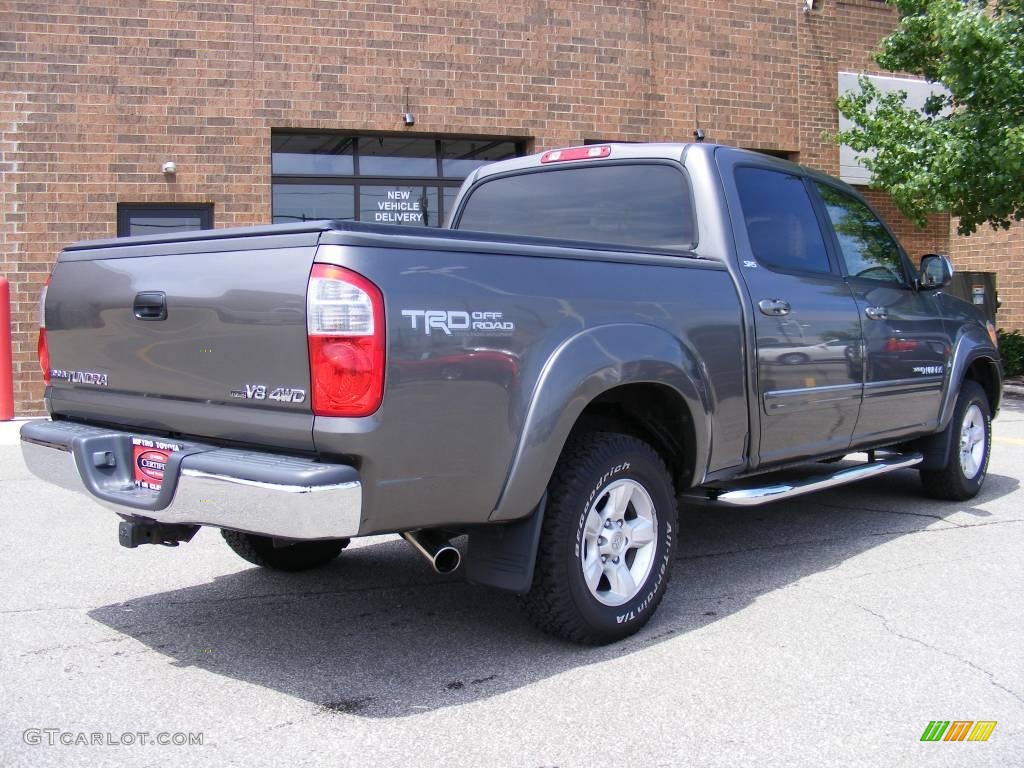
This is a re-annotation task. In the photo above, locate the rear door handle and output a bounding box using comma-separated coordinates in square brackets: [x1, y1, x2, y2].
[758, 298, 791, 316]
[864, 306, 888, 321]
[133, 291, 167, 321]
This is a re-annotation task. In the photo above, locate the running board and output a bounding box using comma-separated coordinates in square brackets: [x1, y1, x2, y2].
[685, 452, 923, 506]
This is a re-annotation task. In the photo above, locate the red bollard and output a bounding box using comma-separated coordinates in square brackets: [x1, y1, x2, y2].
[0, 276, 13, 420]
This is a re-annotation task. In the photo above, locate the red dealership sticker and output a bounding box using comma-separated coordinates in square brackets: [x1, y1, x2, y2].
[131, 437, 181, 491]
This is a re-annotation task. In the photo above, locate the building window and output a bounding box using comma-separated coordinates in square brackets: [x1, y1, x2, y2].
[271, 132, 525, 228]
[117, 203, 214, 237]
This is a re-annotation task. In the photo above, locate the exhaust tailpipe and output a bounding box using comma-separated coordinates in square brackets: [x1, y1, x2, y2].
[402, 530, 461, 574]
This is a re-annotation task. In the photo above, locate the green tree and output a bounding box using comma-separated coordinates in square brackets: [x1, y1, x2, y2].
[836, 0, 1024, 234]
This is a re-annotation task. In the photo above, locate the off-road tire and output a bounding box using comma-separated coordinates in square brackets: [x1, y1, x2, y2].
[520, 431, 678, 645]
[221, 530, 349, 571]
[919, 380, 991, 501]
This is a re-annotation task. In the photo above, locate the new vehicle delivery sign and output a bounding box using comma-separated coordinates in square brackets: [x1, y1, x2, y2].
[374, 189, 423, 224]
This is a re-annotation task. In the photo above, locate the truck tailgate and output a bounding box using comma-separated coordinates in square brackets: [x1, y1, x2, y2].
[45, 229, 321, 450]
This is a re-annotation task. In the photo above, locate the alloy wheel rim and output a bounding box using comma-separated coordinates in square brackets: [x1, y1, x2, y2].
[579, 478, 658, 607]
[959, 403, 986, 480]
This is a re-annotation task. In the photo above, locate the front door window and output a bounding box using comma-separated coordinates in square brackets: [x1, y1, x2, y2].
[814, 184, 908, 284]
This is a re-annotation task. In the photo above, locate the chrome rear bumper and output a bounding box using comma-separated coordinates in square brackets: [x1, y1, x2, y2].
[20, 419, 362, 540]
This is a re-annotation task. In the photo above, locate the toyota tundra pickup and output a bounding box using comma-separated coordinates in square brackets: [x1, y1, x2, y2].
[21, 143, 1002, 644]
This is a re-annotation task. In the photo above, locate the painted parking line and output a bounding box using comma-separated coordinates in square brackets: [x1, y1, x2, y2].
[994, 436, 1024, 446]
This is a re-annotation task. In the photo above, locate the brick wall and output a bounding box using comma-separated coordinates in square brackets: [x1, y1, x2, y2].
[1, 0, 951, 413]
[949, 222, 1024, 331]
[797, 0, 952, 264]
[862, 188, 951, 262]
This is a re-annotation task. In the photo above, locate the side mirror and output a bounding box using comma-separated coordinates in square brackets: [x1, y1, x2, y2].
[919, 253, 953, 289]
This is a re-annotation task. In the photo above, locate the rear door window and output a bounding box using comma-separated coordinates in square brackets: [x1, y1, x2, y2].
[455, 164, 696, 251]
[734, 167, 831, 274]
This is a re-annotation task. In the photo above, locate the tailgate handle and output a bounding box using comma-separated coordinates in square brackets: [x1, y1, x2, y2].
[133, 292, 167, 321]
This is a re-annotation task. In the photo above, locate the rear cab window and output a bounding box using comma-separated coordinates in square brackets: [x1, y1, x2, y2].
[453, 163, 697, 252]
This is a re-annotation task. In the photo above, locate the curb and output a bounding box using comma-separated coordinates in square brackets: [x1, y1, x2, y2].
[1004, 383, 1024, 400]
[0, 417, 32, 446]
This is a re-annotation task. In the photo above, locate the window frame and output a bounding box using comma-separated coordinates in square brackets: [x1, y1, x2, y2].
[450, 159, 700, 253]
[270, 133, 526, 227]
[729, 162, 842, 279]
[116, 203, 214, 238]
[809, 178, 916, 289]
[272, 176, 457, 226]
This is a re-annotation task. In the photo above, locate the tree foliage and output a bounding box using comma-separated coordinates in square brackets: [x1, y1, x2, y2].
[836, 0, 1024, 234]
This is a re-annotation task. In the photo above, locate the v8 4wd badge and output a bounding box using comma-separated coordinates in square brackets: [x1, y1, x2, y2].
[230, 384, 306, 404]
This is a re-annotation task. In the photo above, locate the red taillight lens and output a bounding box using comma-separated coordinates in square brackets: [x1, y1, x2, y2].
[306, 264, 384, 417]
[38, 277, 50, 384]
[37, 329, 50, 384]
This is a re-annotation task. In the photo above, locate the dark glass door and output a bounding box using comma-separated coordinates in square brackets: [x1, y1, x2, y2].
[117, 204, 213, 237]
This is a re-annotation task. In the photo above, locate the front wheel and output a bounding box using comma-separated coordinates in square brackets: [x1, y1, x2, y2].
[919, 380, 992, 501]
[520, 432, 678, 645]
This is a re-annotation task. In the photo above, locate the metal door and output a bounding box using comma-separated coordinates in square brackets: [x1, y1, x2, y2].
[718, 151, 863, 465]
[811, 180, 948, 442]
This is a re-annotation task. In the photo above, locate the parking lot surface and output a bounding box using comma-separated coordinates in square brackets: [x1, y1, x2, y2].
[1, 403, 1022, 767]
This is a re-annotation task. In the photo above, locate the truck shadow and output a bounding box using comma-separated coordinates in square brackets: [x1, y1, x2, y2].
[87, 468, 1018, 719]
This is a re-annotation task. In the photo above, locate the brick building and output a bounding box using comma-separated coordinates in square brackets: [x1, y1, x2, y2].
[0, 0, 1017, 414]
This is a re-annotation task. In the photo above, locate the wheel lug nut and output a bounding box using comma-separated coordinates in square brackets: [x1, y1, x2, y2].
[598, 536, 606, 545]
[601, 555, 608, 563]
[617, 520, 624, 528]
[612, 557, 619, 564]
[604, 520, 613, 529]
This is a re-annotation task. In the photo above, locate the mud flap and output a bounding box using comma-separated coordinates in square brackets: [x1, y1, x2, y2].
[907, 428, 954, 471]
[466, 496, 546, 594]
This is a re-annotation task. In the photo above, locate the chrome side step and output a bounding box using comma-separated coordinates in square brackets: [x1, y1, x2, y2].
[686, 452, 923, 507]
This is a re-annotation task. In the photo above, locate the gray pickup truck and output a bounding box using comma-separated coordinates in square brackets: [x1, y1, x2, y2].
[21, 143, 1001, 644]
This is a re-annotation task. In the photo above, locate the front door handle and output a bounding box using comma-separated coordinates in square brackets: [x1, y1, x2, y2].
[864, 306, 888, 321]
[758, 298, 791, 316]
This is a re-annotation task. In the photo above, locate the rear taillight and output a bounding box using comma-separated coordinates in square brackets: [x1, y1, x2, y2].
[306, 264, 385, 417]
[37, 277, 50, 384]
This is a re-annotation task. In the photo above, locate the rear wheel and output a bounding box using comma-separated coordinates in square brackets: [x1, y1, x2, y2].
[221, 530, 349, 571]
[521, 432, 677, 645]
[919, 380, 991, 501]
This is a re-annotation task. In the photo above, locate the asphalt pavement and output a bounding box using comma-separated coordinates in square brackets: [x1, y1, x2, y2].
[1, 403, 1022, 767]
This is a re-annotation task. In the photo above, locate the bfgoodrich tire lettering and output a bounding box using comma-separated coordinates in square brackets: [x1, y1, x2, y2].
[521, 432, 678, 645]
[919, 380, 992, 501]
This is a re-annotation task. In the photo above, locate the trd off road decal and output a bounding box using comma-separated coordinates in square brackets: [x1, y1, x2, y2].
[401, 310, 515, 335]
